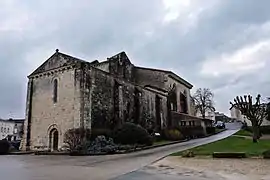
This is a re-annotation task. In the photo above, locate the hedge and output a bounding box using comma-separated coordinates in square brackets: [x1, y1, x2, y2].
[113, 122, 153, 146]
[0, 140, 10, 155]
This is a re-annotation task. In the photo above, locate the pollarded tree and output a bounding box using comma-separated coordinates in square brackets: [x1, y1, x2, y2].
[230, 94, 269, 143]
[193, 88, 215, 119]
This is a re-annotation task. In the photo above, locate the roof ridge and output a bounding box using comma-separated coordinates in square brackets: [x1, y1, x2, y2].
[58, 52, 88, 63]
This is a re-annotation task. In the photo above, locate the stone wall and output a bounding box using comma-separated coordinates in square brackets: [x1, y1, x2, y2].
[134, 68, 167, 90]
[108, 56, 135, 82]
[133, 67, 192, 116]
[22, 67, 81, 151]
[166, 76, 192, 115]
[88, 67, 114, 129]
[93, 62, 110, 72]
[88, 66, 167, 132]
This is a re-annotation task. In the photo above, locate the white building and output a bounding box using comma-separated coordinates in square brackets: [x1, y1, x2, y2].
[0, 119, 24, 141]
[196, 111, 215, 121]
[230, 107, 270, 126]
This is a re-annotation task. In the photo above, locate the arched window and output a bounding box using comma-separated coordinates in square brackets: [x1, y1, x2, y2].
[53, 79, 58, 103]
[168, 84, 177, 111]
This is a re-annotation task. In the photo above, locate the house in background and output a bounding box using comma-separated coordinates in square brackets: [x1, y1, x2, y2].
[0, 118, 24, 141]
[230, 106, 270, 126]
[195, 111, 215, 121]
[214, 112, 232, 123]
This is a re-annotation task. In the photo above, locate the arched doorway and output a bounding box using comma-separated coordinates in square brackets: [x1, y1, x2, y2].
[49, 128, 59, 151]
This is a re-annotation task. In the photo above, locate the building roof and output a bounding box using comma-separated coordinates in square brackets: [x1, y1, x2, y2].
[135, 66, 193, 89]
[0, 118, 25, 123]
[29, 50, 193, 89]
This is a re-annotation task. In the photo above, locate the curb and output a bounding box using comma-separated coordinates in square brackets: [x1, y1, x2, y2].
[7, 151, 34, 155]
[203, 129, 227, 138]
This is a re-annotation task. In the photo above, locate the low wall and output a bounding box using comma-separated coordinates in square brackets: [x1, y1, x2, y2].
[171, 111, 213, 137]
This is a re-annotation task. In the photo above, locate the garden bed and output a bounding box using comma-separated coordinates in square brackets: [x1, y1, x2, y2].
[32, 139, 188, 156]
[69, 139, 188, 156]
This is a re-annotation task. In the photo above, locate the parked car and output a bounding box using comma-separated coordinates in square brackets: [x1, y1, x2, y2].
[215, 121, 225, 129]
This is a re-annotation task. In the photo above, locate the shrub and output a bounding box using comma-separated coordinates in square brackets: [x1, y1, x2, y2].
[0, 140, 10, 154]
[182, 150, 195, 158]
[64, 127, 91, 152]
[242, 126, 270, 135]
[10, 141, 20, 151]
[90, 128, 112, 141]
[162, 129, 183, 141]
[113, 122, 153, 146]
[260, 126, 270, 135]
[87, 136, 119, 154]
[206, 127, 216, 134]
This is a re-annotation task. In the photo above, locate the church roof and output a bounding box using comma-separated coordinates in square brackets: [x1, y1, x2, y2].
[28, 50, 193, 89]
[135, 66, 193, 89]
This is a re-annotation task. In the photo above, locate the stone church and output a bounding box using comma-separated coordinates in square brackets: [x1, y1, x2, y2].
[21, 49, 195, 151]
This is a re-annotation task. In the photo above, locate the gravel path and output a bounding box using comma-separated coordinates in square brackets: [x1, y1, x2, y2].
[148, 156, 270, 180]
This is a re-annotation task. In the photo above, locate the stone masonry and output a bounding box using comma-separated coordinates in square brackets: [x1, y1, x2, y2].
[20, 50, 193, 151]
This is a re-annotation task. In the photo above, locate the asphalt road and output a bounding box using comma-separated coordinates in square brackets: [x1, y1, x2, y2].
[0, 123, 240, 180]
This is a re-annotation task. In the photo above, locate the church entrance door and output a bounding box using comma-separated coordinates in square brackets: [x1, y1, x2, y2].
[49, 128, 59, 151]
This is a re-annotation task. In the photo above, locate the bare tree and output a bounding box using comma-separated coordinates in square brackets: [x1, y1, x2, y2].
[230, 94, 269, 143]
[193, 88, 215, 119]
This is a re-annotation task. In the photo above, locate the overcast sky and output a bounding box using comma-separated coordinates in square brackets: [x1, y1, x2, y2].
[1, 0, 270, 118]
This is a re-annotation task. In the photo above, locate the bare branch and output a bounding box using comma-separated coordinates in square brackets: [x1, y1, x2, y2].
[192, 88, 215, 119]
[230, 94, 270, 142]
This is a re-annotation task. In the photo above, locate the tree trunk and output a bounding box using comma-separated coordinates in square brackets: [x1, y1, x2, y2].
[202, 113, 205, 119]
[252, 121, 259, 143]
[258, 128, 262, 140]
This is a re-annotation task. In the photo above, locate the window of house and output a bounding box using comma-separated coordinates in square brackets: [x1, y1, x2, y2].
[189, 121, 192, 126]
[7, 128, 9, 133]
[53, 79, 58, 103]
[4, 128, 6, 133]
[181, 121, 186, 126]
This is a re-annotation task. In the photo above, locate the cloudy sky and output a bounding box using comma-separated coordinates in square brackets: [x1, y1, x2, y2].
[1, 0, 270, 118]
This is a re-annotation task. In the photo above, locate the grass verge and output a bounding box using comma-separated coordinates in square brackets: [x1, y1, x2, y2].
[171, 136, 270, 157]
[234, 129, 252, 136]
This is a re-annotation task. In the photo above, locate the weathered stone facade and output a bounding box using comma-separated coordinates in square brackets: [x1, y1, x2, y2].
[20, 50, 193, 151]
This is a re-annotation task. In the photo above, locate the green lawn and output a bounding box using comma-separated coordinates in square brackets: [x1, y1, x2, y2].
[171, 136, 270, 157]
[234, 130, 253, 136]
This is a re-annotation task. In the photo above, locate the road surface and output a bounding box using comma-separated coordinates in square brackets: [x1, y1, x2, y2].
[0, 123, 240, 180]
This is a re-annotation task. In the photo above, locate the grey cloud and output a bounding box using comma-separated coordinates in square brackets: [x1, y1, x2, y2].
[1, 0, 270, 117]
